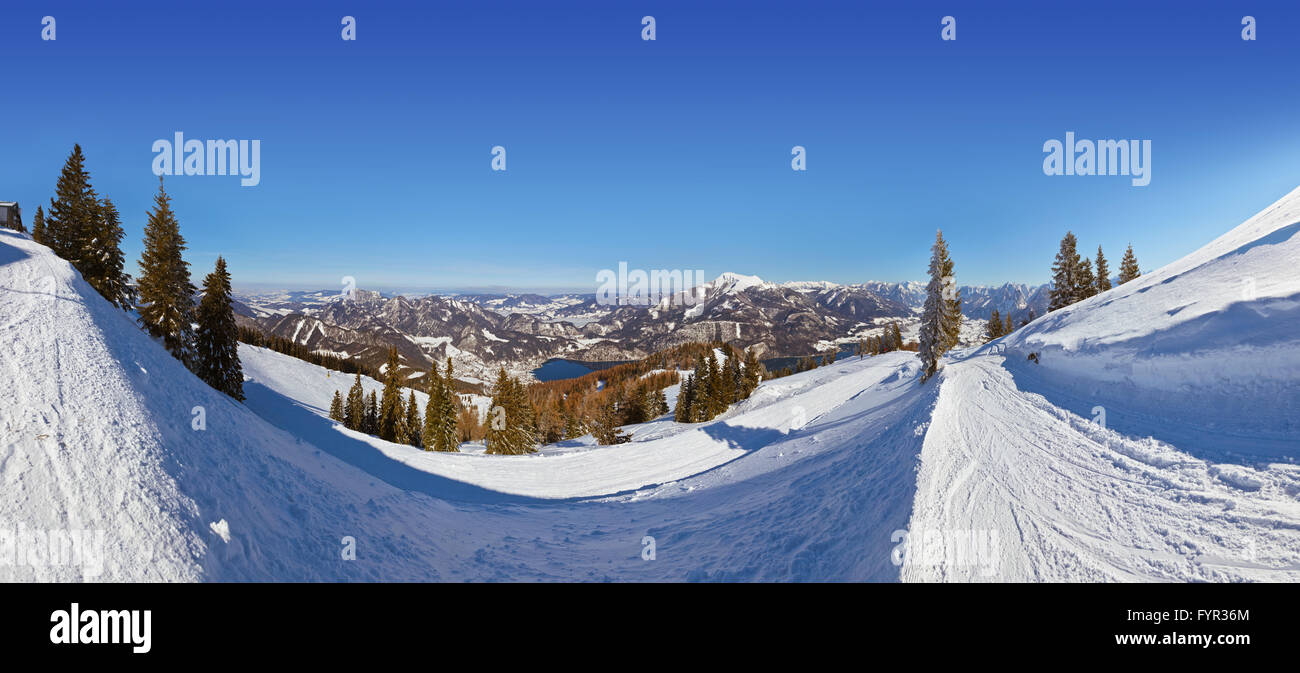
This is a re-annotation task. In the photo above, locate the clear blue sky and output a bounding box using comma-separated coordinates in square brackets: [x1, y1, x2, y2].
[3, 0, 1299, 292]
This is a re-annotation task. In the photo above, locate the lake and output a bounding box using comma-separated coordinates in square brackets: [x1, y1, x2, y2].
[532, 358, 634, 382]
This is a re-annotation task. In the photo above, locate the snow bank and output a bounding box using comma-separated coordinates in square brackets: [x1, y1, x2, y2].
[999, 186, 1300, 459]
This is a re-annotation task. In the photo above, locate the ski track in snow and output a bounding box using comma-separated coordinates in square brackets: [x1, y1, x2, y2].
[3, 185, 1300, 582]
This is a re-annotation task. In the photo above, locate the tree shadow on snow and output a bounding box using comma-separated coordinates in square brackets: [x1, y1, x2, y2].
[242, 380, 556, 506]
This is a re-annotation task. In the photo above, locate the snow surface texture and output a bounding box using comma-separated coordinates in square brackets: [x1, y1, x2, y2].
[2, 186, 1298, 581]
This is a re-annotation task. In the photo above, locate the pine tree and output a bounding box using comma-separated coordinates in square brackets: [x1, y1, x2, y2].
[741, 348, 762, 397]
[137, 179, 196, 365]
[345, 372, 365, 430]
[986, 309, 1003, 342]
[363, 391, 378, 434]
[918, 229, 961, 381]
[31, 206, 46, 244]
[377, 347, 404, 442]
[394, 394, 410, 445]
[1049, 231, 1083, 311]
[437, 357, 461, 451]
[1004, 312, 1014, 335]
[674, 374, 695, 422]
[704, 353, 723, 418]
[405, 390, 422, 447]
[718, 353, 738, 404]
[1094, 245, 1112, 293]
[193, 257, 244, 400]
[1118, 244, 1140, 284]
[592, 397, 629, 445]
[1077, 256, 1096, 300]
[422, 362, 443, 451]
[82, 198, 132, 310]
[893, 323, 905, 350]
[44, 145, 99, 267]
[484, 367, 537, 454]
[329, 391, 345, 422]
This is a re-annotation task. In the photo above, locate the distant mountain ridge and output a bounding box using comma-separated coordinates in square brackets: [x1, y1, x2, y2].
[234, 273, 1050, 382]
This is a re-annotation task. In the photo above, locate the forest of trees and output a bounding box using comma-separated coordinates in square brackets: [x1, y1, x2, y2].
[327, 350, 474, 450]
[239, 325, 378, 379]
[672, 344, 763, 425]
[26, 145, 244, 401]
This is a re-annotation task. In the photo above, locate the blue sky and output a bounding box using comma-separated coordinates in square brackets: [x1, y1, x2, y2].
[3, 0, 1299, 292]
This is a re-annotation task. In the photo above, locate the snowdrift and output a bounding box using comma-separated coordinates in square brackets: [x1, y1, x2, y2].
[999, 186, 1300, 459]
[0, 229, 471, 580]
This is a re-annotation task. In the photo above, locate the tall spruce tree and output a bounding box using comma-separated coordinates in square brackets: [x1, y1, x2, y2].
[1049, 231, 1083, 311]
[1077, 257, 1096, 300]
[345, 372, 365, 430]
[1094, 245, 1112, 293]
[592, 397, 629, 445]
[405, 390, 422, 448]
[377, 347, 404, 442]
[437, 357, 461, 451]
[986, 309, 1003, 342]
[918, 229, 961, 381]
[704, 353, 723, 418]
[31, 206, 46, 244]
[422, 362, 445, 451]
[484, 367, 537, 454]
[84, 198, 133, 309]
[1004, 312, 1014, 335]
[741, 348, 762, 396]
[44, 145, 99, 266]
[329, 391, 345, 422]
[193, 257, 244, 400]
[1118, 244, 1140, 284]
[137, 179, 196, 364]
[364, 390, 379, 435]
[674, 374, 695, 422]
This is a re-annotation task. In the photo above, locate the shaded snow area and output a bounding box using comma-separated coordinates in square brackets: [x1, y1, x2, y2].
[3, 187, 1299, 582]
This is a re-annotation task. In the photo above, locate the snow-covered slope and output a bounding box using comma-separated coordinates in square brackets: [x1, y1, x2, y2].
[4, 181, 1297, 582]
[897, 187, 1300, 582]
[1001, 185, 1300, 459]
[243, 343, 908, 498]
[0, 228, 935, 580]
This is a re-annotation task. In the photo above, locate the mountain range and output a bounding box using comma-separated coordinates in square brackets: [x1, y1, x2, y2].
[234, 274, 1050, 385]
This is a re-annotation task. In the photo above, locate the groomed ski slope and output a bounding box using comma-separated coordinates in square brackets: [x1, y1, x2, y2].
[2, 185, 1299, 581]
[240, 343, 914, 499]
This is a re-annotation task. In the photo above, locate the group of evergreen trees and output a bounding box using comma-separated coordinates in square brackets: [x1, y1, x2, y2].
[858, 323, 905, 356]
[36, 145, 134, 311]
[673, 347, 762, 424]
[484, 367, 539, 454]
[329, 350, 464, 451]
[238, 325, 377, 379]
[1049, 233, 1140, 311]
[422, 358, 461, 451]
[984, 309, 1017, 342]
[32, 145, 243, 400]
[918, 229, 963, 381]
